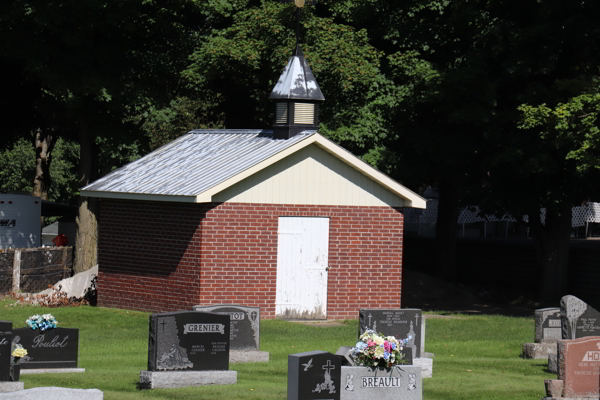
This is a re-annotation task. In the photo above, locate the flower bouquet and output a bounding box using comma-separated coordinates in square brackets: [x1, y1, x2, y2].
[350, 329, 410, 368]
[25, 313, 58, 332]
[11, 343, 27, 364]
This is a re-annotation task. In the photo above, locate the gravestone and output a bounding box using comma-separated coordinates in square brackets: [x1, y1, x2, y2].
[0, 323, 11, 333]
[561, 295, 600, 340]
[0, 331, 12, 382]
[288, 350, 341, 400]
[12, 327, 79, 370]
[359, 309, 422, 359]
[192, 305, 259, 350]
[340, 365, 422, 400]
[141, 311, 236, 389]
[541, 336, 600, 399]
[522, 308, 561, 360]
[536, 308, 562, 343]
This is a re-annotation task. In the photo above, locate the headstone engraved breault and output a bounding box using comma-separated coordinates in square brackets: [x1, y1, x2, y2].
[340, 365, 422, 400]
[11, 327, 79, 370]
[141, 311, 236, 389]
[561, 295, 600, 340]
[192, 304, 269, 363]
[288, 350, 341, 400]
[0, 326, 24, 392]
[523, 308, 562, 360]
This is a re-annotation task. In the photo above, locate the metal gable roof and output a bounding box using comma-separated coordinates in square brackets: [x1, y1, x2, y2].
[81, 130, 316, 199]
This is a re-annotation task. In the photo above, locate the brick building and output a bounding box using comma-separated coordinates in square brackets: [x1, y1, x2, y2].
[81, 46, 425, 320]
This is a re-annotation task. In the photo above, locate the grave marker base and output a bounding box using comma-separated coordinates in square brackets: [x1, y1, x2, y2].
[0, 382, 25, 393]
[20, 368, 85, 375]
[140, 370, 237, 389]
[230, 350, 269, 364]
[523, 343, 558, 359]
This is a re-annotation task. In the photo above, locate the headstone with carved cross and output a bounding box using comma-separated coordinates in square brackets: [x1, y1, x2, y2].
[288, 350, 341, 400]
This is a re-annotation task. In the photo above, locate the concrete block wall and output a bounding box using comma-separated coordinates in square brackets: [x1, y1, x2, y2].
[98, 199, 404, 319]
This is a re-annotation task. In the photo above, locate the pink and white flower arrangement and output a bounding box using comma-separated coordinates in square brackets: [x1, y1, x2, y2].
[351, 329, 410, 368]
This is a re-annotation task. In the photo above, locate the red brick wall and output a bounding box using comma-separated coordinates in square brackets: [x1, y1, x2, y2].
[98, 199, 404, 319]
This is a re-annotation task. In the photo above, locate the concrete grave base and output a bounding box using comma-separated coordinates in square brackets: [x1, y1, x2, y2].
[523, 343, 558, 359]
[413, 357, 433, 379]
[340, 365, 422, 400]
[230, 350, 269, 364]
[140, 370, 237, 389]
[0, 383, 24, 393]
[20, 368, 85, 375]
[0, 387, 102, 399]
[541, 398, 599, 400]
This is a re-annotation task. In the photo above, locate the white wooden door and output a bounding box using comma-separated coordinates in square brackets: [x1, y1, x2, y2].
[275, 217, 329, 319]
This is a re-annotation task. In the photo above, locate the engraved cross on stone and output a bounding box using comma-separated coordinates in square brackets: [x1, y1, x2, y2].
[160, 319, 167, 333]
[415, 314, 420, 328]
[368, 314, 372, 328]
[323, 359, 336, 373]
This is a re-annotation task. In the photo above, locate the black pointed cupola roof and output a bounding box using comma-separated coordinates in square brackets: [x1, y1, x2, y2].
[269, 45, 325, 101]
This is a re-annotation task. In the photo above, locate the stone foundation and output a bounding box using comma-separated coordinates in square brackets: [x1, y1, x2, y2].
[523, 343, 558, 359]
[140, 370, 237, 389]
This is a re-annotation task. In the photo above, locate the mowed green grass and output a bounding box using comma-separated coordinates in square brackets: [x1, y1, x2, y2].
[0, 301, 554, 400]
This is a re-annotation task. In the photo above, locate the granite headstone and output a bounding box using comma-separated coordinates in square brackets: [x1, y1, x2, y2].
[340, 365, 422, 400]
[557, 336, 600, 398]
[560, 295, 600, 340]
[535, 308, 562, 343]
[12, 327, 78, 369]
[288, 350, 341, 400]
[192, 304, 260, 351]
[0, 323, 11, 333]
[148, 311, 230, 371]
[0, 331, 12, 382]
[359, 309, 422, 359]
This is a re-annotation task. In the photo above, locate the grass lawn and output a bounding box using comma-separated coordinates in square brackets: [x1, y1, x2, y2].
[0, 300, 554, 399]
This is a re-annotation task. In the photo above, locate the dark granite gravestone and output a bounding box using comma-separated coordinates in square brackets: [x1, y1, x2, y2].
[359, 309, 422, 359]
[148, 311, 230, 372]
[192, 304, 260, 351]
[0, 331, 12, 381]
[12, 327, 78, 369]
[288, 351, 341, 400]
[561, 295, 600, 340]
[535, 308, 562, 343]
[0, 322, 11, 332]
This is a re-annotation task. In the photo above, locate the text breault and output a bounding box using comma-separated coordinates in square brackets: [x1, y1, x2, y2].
[362, 377, 400, 388]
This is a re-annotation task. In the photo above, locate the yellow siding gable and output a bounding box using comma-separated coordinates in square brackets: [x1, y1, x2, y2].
[213, 144, 405, 207]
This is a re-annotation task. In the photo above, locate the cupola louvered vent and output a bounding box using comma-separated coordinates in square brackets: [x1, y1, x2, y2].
[294, 103, 314, 125]
[276, 103, 288, 124]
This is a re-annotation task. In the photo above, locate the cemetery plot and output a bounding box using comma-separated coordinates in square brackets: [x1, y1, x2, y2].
[148, 311, 230, 371]
[12, 327, 78, 369]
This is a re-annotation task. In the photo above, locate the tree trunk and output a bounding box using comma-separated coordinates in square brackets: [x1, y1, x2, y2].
[531, 203, 571, 303]
[31, 127, 56, 201]
[74, 120, 98, 273]
[434, 177, 461, 280]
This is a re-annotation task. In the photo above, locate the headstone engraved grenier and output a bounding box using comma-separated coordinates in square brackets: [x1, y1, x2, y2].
[359, 309, 433, 378]
[288, 350, 341, 400]
[523, 308, 562, 360]
[193, 304, 269, 363]
[140, 311, 237, 389]
[541, 336, 600, 399]
[12, 327, 80, 371]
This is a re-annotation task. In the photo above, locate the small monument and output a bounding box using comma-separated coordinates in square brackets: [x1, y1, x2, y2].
[542, 336, 600, 399]
[12, 327, 80, 371]
[288, 351, 341, 400]
[140, 311, 237, 389]
[192, 304, 269, 363]
[340, 365, 423, 400]
[0, 322, 24, 392]
[561, 295, 600, 340]
[523, 308, 561, 359]
[358, 309, 432, 378]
